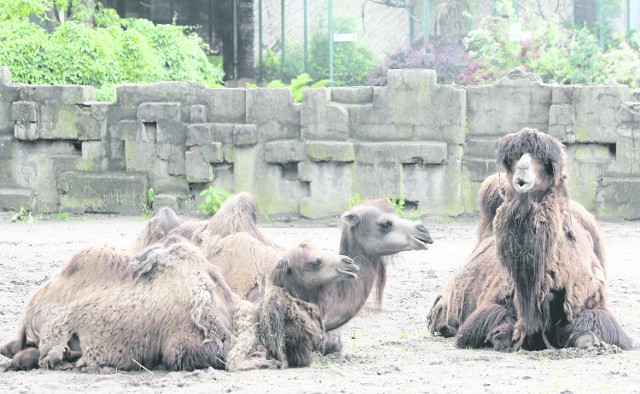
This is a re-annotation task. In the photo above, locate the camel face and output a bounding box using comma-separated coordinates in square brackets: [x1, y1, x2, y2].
[342, 206, 433, 256]
[279, 242, 359, 287]
[508, 153, 548, 194]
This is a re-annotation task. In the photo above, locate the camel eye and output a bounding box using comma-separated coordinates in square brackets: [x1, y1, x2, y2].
[308, 259, 323, 270]
[378, 219, 393, 230]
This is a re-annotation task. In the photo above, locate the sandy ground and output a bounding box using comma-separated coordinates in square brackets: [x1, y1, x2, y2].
[0, 214, 639, 393]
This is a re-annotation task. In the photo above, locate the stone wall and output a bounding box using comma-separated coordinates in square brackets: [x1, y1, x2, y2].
[1, 67, 640, 220]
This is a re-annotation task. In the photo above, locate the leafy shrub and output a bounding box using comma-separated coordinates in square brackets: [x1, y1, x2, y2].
[0, 3, 223, 101]
[369, 42, 469, 85]
[261, 15, 377, 86]
[199, 186, 230, 216]
[247, 73, 329, 103]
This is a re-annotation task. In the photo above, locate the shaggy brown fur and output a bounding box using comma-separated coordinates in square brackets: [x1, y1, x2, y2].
[257, 241, 357, 368]
[455, 128, 633, 351]
[128, 207, 182, 254]
[2, 237, 239, 372]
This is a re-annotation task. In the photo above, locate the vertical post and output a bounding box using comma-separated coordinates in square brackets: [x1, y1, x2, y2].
[598, 0, 605, 49]
[304, 0, 308, 72]
[259, 0, 263, 79]
[409, 6, 415, 46]
[232, 0, 238, 79]
[512, 0, 518, 17]
[627, 0, 631, 36]
[329, 0, 334, 86]
[423, 0, 429, 45]
[281, 0, 286, 69]
[208, 0, 213, 48]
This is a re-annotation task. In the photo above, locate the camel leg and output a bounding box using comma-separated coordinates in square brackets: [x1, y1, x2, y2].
[4, 348, 40, 371]
[322, 330, 343, 355]
[162, 333, 226, 371]
[427, 296, 458, 338]
[559, 308, 634, 350]
[456, 302, 516, 350]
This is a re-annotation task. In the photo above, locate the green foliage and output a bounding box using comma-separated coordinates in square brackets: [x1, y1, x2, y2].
[464, 14, 607, 86]
[141, 188, 154, 219]
[248, 73, 328, 103]
[11, 206, 34, 223]
[261, 15, 377, 86]
[56, 211, 68, 221]
[387, 197, 422, 221]
[0, 0, 50, 22]
[199, 186, 230, 216]
[0, 4, 223, 100]
[347, 193, 363, 209]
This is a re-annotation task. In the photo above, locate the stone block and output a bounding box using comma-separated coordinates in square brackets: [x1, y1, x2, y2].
[209, 88, 246, 123]
[299, 161, 354, 219]
[353, 161, 401, 198]
[0, 189, 34, 211]
[596, 177, 640, 220]
[137, 102, 182, 122]
[297, 161, 311, 182]
[356, 142, 447, 165]
[573, 85, 629, 143]
[331, 87, 374, 104]
[301, 87, 350, 140]
[565, 144, 612, 211]
[76, 104, 101, 141]
[14, 123, 39, 140]
[306, 141, 354, 162]
[168, 145, 185, 176]
[233, 124, 257, 146]
[467, 82, 552, 136]
[190, 104, 207, 123]
[264, 140, 304, 163]
[156, 120, 185, 145]
[38, 105, 80, 140]
[197, 143, 224, 163]
[464, 157, 498, 182]
[0, 81, 20, 135]
[464, 136, 499, 159]
[11, 101, 38, 122]
[113, 120, 143, 140]
[19, 85, 95, 104]
[185, 150, 213, 183]
[57, 171, 148, 215]
[246, 88, 299, 141]
[77, 141, 107, 171]
[187, 123, 234, 145]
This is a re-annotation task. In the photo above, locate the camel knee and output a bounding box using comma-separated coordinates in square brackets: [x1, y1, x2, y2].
[322, 331, 343, 355]
[6, 348, 40, 371]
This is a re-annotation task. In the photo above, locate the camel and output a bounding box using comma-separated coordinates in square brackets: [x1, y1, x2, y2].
[1, 236, 358, 371]
[127, 193, 433, 354]
[447, 128, 633, 351]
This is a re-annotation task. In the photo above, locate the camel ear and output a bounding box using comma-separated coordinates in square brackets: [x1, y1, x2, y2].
[275, 259, 291, 274]
[341, 211, 360, 227]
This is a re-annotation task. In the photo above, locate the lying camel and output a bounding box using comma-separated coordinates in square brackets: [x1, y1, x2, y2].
[128, 193, 433, 337]
[1, 236, 358, 371]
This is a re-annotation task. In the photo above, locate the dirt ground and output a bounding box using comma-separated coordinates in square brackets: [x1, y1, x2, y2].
[0, 214, 639, 393]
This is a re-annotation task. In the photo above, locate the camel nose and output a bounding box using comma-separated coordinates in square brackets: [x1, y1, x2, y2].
[341, 256, 358, 269]
[417, 224, 434, 244]
[515, 177, 526, 187]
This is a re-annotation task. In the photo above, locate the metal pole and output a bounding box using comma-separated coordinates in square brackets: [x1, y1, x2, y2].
[627, 0, 631, 36]
[259, 0, 263, 79]
[304, 0, 308, 72]
[598, 0, 604, 49]
[409, 6, 414, 47]
[233, 0, 238, 79]
[329, 0, 334, 86]
[281, 0, 286, 69]
[512, 0, 518, 17]
[423, 0, 429, 45]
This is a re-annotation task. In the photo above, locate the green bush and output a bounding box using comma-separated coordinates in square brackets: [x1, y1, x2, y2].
[0, 3, 223, 101]
[260, 15, 377, 86]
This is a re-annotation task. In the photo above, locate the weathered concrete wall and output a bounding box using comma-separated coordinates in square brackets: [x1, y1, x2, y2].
[1, 67, 640, 220]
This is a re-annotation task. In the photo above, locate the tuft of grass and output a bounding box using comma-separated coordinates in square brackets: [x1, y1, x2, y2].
[11, 206, 34, 223]
[56, 211, 68, 221]
[140, 188, 154, 219]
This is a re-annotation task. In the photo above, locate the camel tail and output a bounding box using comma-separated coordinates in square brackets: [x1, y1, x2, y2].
[562, 308, 635, 350]
[456, 303, 515, 349]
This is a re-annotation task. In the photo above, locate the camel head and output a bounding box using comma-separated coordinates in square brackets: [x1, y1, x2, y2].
[270, 241, 358, 304]
[496, 128, 567, 197]
[340, 202, 433, 257]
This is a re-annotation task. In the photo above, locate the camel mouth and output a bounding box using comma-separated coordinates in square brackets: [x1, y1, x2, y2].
[513, 179, 533, 194]
[337, 268, 358, 279]
[411, 236, 432, 250]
